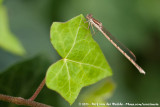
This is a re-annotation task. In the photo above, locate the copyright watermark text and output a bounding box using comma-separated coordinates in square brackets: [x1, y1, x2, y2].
[78, 102, 159, 106]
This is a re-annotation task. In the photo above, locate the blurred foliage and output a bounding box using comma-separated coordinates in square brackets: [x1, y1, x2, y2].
[0, 55, 59, 107]
[0, 2, 26, 56]
[0, 0, 160, 107]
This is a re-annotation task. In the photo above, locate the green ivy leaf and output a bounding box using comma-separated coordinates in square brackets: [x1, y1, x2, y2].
[0, 5, 26, 56]
[46, 14, 112, 105]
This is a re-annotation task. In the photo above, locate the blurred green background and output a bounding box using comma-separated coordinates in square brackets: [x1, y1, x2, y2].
[0, 0, 160, 107]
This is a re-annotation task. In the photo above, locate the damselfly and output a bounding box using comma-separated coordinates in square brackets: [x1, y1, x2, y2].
[86, 14, 145, 74]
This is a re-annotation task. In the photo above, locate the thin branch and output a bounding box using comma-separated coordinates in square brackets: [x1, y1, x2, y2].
[30, 78, 46, 101]
[0, 94, 52, 107]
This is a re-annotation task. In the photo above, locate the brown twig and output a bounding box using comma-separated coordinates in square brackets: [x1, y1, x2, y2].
[29, 78, 46, 101]
[0, 94, 52, 107]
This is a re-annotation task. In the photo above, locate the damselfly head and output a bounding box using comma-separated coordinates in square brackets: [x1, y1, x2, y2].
[86, 14, 93, 20]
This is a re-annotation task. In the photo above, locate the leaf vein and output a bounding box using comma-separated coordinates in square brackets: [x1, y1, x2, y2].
[66, 59, 105, 72]
[65, 62, 71, 98]
[65, 18, 83, 58]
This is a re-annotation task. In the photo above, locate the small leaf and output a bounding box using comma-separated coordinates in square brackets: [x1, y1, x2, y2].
[0, 5, 26, 56]
[79, 79, 115, 107]
[46, 14, 112, 105]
